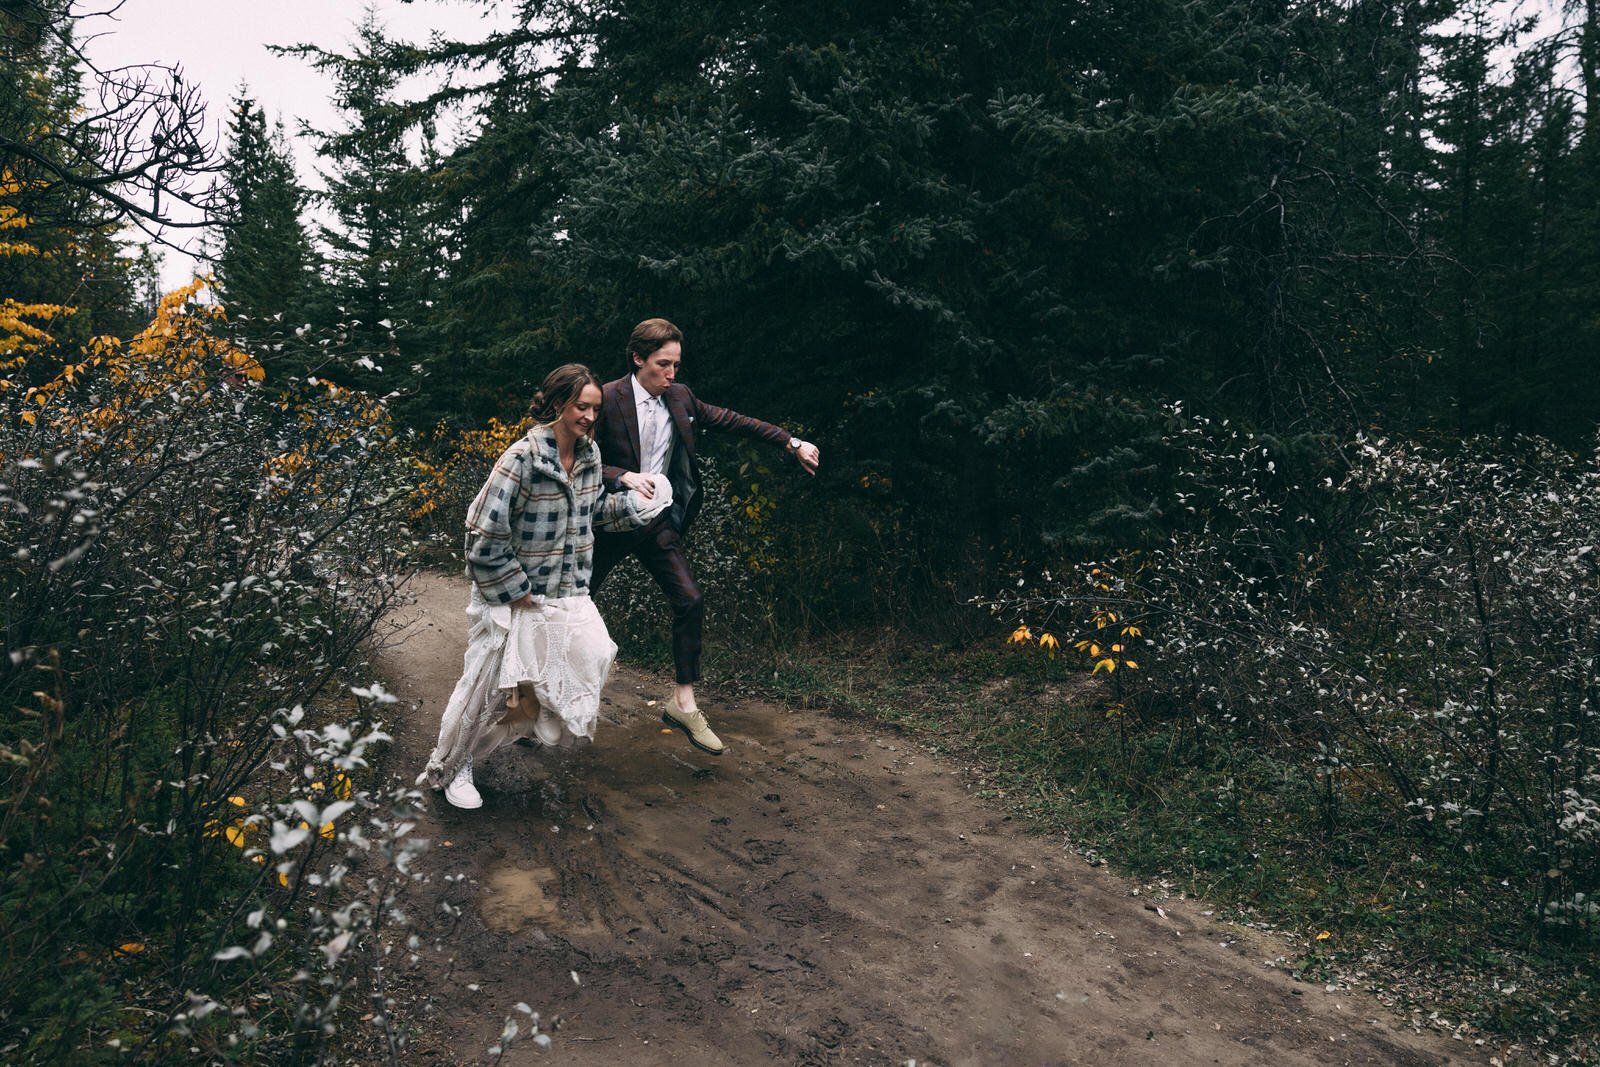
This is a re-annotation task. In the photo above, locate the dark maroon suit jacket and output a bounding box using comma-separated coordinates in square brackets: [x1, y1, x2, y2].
[596, 375, 790, 534]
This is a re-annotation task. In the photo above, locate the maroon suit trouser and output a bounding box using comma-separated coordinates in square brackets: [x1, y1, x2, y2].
[591, 519, 703, 684]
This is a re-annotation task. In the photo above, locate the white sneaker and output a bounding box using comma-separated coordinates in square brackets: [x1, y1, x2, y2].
[444, 759, 483, 809]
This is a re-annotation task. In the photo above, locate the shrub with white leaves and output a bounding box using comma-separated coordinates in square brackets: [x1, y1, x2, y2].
[993, 407, 1600, 934]
[0, 289, 426, 1062]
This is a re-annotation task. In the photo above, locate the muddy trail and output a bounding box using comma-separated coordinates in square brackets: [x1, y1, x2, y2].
[373, 572, 1476, 1066]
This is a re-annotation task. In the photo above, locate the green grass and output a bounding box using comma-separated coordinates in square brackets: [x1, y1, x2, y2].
[680, 635, 1600, 1064]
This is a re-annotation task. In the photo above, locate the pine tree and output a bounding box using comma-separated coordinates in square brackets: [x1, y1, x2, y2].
[281, 8, 438, 410]
[379, 0, 1600, 609]
[213, 92, 322, 358]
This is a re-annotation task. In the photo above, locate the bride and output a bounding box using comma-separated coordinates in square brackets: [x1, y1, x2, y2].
[419, 363, 668, 809]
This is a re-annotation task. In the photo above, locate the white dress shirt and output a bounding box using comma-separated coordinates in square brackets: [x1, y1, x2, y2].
[630, 374, 673, 475]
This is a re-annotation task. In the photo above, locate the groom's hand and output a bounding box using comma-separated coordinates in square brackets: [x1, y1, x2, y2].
[792, 440, 820, 475]
[619, 471, 655, 498]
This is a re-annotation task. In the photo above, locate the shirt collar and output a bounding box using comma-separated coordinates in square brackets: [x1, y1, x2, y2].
[629, 374, 661, 407]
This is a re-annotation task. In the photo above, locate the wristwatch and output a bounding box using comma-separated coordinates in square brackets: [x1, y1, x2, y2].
[786, 437, 804, 452]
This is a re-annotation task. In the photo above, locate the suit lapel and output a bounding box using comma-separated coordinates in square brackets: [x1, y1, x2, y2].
[665, 386, 694, 458]
[609, 377, 642, 467]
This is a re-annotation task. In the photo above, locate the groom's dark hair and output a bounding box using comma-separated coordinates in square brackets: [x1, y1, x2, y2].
[626, 318, 683, 372]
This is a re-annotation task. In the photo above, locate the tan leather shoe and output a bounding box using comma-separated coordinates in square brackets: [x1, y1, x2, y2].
[662, 695, 724, 756]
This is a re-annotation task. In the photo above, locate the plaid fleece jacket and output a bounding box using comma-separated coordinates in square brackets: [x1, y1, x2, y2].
[464, 426, 638, 604]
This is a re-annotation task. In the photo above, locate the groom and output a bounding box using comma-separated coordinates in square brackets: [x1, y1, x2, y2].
[591, 318, 820, 755]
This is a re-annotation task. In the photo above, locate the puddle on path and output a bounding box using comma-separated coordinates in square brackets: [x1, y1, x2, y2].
[481, 865, 560, 932]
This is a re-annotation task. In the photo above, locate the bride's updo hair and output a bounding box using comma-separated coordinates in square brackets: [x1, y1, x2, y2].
[527, 363, 602, 432]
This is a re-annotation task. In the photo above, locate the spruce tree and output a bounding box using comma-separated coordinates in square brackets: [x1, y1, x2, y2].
[282, 9, 437, 412]
[373, 0, 1600, 609]
[213, 91, 322, 359]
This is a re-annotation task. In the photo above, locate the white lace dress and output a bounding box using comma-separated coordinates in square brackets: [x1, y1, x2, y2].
[417, 472, 670, 791]
[420, 588, 616, 783]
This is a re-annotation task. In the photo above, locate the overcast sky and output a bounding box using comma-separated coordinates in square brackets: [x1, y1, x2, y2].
[78, 0, 512, 290]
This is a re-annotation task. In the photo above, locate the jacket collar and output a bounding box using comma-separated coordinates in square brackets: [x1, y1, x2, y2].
[526, 424, 597, 485]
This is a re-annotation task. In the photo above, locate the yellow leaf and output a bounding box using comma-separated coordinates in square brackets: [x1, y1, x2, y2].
[1125, 660, 1139, 669]
[1089, 643, 1100, 657]
[277, 870, 290, 887]
[115, 942, 145, 955]
[228, 795, 246, 807]
[1093, 659, 1115, 675]
[319, 822, 335, 841]
[1039, 633, 1059, 651]
[224, 825, 247, 848]
[1009, 624, 1032, 645]
[1315, 930, 1331, 941]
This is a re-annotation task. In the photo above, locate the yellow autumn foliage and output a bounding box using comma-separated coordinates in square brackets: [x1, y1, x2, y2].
[410, 415, 532, 520]
[0, 172, 73, 378]
[11, 279, 265, 436]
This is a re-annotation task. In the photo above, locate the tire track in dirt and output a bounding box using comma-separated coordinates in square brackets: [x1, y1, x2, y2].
[375, 571, 1480, 1066]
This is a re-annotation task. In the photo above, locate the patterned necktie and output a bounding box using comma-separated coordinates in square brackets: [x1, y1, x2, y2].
[641, 396, 660, 472]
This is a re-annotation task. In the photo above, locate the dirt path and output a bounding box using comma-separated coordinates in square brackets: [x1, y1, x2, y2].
[374, 571, 1478, 1066]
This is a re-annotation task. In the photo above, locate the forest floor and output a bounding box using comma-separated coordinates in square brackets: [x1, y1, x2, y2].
[368, 571, 1483, 1066]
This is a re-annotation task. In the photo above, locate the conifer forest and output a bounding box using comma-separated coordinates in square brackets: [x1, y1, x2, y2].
[3, 0, 1600, 1061]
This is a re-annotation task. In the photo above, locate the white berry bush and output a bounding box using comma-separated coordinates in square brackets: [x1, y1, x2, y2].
[993, 406, 1600, 935]
[0, 290, 432, 1062]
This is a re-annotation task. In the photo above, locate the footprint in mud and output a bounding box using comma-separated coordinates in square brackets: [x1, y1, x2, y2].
[480, 865, 560, 932]
[812, 1015, 851, 1050]
[742, 838, 786, 865]
[764, 891, 835, 929]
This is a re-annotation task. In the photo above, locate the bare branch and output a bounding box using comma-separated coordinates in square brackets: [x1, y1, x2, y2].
[1, 0, 226, 237]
